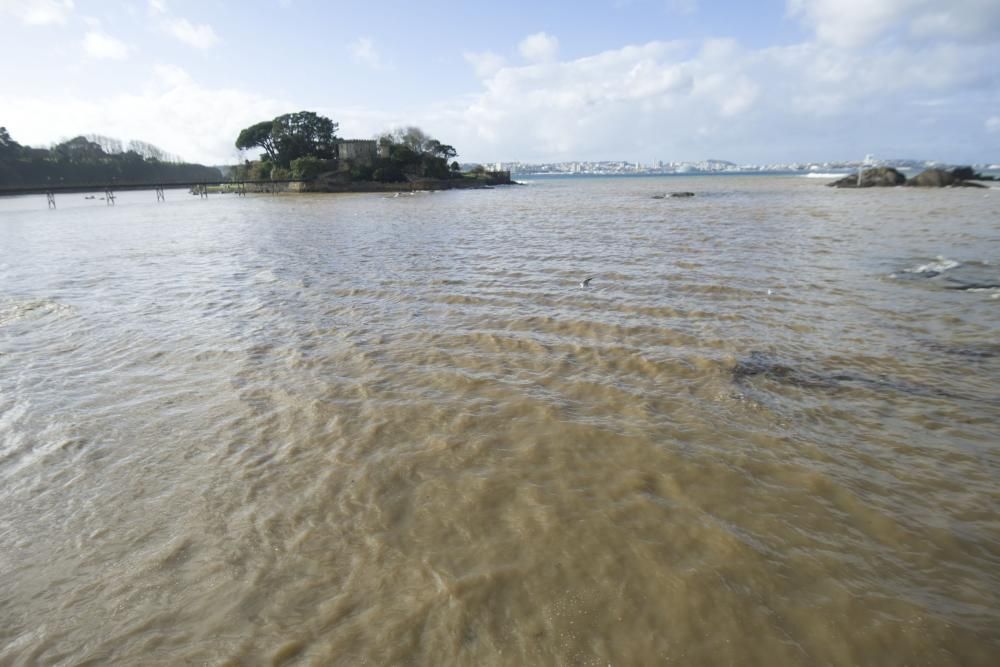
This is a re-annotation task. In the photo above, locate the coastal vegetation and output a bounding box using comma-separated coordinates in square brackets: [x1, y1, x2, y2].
[0, 127, 221, 187]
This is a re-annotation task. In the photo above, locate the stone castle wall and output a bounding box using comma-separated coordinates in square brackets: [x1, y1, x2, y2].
[337, 140, 377, 164]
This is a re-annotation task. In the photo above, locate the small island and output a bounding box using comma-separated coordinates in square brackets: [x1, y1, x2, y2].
[231, 111, 512, 193]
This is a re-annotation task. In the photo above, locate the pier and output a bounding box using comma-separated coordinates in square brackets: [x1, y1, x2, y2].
[0, 180, 296, 208]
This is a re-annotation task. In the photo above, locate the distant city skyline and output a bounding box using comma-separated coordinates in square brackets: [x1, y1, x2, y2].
[490, 156, 1000, 176]
[1, 0, 998, 165]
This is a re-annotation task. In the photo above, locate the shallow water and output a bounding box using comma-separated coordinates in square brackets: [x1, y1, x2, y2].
[1, 176, 998, 665]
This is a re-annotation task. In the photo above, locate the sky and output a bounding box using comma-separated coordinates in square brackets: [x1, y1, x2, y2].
[1, 0, 998, 165]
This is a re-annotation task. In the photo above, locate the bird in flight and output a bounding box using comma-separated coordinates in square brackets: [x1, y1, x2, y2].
[580, 276, 594, 288]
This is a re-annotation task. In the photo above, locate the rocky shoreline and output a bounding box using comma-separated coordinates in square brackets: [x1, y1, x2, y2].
[303, 172, 515, 193]
[203, 172, 515, 196]
[828, 166, 994, 188]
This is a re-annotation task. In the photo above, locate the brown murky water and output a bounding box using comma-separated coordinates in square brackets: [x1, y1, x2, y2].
[1, 176, 998, 665]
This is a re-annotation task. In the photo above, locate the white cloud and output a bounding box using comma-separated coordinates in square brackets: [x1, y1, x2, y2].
[788, 0, 1000, 48]
[162, 16, 218, 49]
[987, 116, 1000, 133]
[434, 21, 1000, 163]
[147, 0, 219, 49]
[787, 0, 904, 48]
[665, 0, 697, 15]
[153, 63, 190, 87]
[464, 50, 506, 78]
[452, 40, 758, 159]
[518, 32, 559, 63]
[909, 3, 1000, 40]
[0, 0, 74, 25]
[0, 65, 289, 164]
[349, 37, 385, 69]
[82, 31, 130, 60]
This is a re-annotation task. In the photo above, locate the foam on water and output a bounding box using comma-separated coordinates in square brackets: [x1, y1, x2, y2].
[905, 256, 961, 274]
[0, 298, 74, 326]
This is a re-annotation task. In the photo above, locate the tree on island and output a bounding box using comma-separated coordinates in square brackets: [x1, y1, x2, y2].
[235, 121, 278, 162]
[378, 127, 456, 163]
[236, 111, 339, 167]
[427, 139, 457, 161]
[371, 127, 459, 181]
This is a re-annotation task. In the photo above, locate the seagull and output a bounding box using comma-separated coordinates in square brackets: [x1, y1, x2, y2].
[580, 276, 594, 288]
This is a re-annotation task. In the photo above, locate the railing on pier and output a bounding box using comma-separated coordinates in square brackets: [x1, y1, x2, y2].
[0, 180, 297, 208]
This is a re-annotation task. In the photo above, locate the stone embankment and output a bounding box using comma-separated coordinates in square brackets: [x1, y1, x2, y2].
[305, 170, 514, 193]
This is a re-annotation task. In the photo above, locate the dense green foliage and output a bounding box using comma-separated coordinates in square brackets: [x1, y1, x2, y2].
[234, 121, 277, 162]
[369, 127, 459, 182]
[236, 111, 339, 167]
[290, 155, 330, 180]
[0, 127, 221, 187]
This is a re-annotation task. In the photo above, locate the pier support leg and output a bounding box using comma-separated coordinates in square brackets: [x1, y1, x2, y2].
[46, 191, 56, 209]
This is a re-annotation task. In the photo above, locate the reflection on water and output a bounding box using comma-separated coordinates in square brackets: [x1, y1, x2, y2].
[1, 177, 998, 665]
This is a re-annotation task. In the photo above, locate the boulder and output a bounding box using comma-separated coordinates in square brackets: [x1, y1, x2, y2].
[950, 166, 989, 186]
[828, 167, 906, 188]
[669, 191, 695, 197]
[950, 166, 978, 181]
[907, 168, 955, 187]
[907, 167, 988, 188]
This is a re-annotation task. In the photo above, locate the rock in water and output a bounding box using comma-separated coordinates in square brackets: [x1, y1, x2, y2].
[907, 167, 988, 188]
[908, 168, 955, 187]
[827, 167, 906, 188]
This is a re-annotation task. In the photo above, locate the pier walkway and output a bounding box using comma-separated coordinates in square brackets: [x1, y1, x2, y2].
[0, 180, 296, 208]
